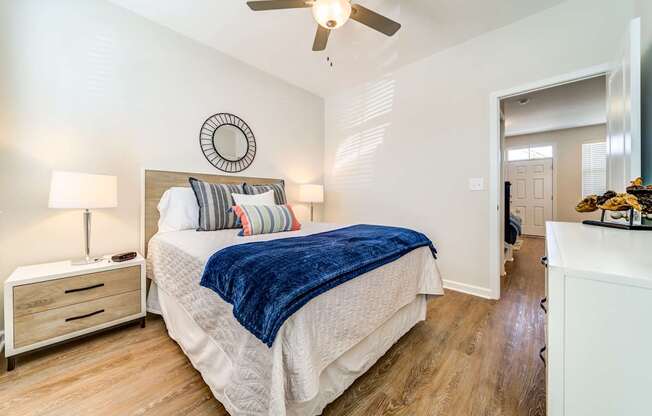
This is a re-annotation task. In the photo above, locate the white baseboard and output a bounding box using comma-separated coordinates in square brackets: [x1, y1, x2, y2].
[443, 279, 495, 300]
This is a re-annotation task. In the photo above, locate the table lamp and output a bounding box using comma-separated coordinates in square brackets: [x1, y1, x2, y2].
[299, 184, 324, 222]
[48, 171, 118, 265]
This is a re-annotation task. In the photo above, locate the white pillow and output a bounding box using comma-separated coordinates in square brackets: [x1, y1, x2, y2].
[157, 187, 199, 233]
[232, 190, 276, 206]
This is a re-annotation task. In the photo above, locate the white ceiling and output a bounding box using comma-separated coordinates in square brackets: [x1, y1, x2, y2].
[107, 0, 565, 97]
[504, 75, 607, 136]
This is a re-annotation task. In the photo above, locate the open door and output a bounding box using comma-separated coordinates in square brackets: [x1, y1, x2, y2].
[606, 17, 642, 192]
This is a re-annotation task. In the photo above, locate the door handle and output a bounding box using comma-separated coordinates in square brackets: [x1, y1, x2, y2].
[540, 297, 547, 313]
[540, 256, 548, 267]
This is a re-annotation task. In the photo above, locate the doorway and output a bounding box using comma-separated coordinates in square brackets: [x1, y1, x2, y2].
[488, 63, 611, 299]
[488, 18, 641, 300]
[498, 75, 608, 285]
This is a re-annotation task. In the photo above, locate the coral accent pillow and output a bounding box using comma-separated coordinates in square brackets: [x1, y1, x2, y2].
[233, 205, 301, 236]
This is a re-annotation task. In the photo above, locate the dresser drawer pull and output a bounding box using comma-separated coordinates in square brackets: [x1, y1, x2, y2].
[65, 309, 105, 322]
[64, 283, 105, 294]
[539, 346, 547, 365]
[540, 256, 548, 267]
[540, 297, 547, 313]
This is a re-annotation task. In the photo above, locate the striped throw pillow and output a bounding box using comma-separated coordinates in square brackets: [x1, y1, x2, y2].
[244, 183, 287, 205]
[189, 178, 244, 231]
[233, 205, 301, 236]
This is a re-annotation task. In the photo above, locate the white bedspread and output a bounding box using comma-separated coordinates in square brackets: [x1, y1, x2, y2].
[147, 223, 443, 415]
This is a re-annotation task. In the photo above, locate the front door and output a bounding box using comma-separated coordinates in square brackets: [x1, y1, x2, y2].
[506, 158, 553, 236]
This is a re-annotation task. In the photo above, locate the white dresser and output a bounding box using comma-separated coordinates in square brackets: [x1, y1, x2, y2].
[545, 222, 652, 416]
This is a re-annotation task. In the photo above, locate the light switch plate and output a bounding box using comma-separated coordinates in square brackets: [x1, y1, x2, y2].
[469, 177, 484, 191]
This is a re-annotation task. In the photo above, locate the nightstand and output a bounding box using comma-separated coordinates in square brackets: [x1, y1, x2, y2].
[3, 254, 146, 371]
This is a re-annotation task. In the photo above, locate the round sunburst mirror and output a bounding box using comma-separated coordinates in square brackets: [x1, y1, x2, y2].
[199, 113, 256, 173]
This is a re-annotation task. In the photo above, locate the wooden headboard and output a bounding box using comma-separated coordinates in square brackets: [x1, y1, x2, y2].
[142, 169, 284, 255]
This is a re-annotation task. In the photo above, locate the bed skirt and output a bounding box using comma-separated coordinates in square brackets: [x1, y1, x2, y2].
[149, 283, 427, 416]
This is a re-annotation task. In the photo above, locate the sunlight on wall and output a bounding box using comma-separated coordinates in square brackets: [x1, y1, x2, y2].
[329, 75, 396, 190]
[336, 76, 396, 130]
[332, 122, 389, 188]
[86, 32, 116, 99]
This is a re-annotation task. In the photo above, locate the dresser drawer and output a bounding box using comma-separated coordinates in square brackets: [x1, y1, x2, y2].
[14, 290, 141, 348]
[13, 266, 141, 317]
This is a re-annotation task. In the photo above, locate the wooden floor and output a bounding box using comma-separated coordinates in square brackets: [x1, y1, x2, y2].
[0, 237, 545, 416]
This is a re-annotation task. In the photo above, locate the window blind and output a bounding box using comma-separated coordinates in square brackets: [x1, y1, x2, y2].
[582, 142, 607, 197]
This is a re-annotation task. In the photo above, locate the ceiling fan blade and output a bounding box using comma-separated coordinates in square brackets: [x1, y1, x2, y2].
[350, 4, 401, 36]
[247, 1, 311, 11]
[312, 25, 330, 51]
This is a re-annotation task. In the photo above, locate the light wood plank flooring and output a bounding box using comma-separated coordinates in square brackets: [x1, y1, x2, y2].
[0, 237, 545, 415]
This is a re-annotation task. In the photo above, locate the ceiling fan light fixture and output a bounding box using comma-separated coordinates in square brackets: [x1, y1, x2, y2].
[312, 0, 351, 29]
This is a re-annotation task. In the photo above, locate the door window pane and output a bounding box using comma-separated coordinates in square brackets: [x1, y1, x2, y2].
[507, 148, 530, 161]
[529, 145, 553, 159]
[506, 145, 553, 161]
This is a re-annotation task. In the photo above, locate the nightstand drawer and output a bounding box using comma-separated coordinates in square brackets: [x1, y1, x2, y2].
[13, 266, 141, 317]
[14, 290, 141, 348]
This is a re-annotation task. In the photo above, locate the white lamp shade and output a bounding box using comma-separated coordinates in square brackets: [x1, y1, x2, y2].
[48, 171, 118, 209]
[299, 184, 324, 203]
[312, 0, 352, 29]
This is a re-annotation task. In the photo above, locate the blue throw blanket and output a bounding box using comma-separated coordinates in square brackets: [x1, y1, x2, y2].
[200, 224, 437, 347]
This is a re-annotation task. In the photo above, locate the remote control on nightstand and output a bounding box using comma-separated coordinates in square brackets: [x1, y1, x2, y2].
[111, 252, 137, 262]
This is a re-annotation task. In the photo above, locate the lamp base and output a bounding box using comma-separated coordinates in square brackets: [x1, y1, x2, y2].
[71, 256, 104, 266]
[71, 209, 105, 265]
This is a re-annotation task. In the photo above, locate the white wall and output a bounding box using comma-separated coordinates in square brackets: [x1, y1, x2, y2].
[506, 125, 607, 223]
[324, 0, 637, 298]
[0, 0, 324, 329]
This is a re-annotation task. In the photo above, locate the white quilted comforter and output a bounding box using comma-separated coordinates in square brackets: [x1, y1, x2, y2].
[147, 223, 443, 415]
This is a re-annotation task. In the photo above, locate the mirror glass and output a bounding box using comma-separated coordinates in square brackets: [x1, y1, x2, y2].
[214, 125, 248, 161]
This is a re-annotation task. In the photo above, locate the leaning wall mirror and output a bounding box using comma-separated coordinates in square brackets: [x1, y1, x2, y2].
[199, 113, 256, 173]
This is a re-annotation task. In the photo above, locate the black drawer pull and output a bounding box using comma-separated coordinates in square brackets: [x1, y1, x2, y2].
[540, 256, 548, 267]
[65, 283, 104, 294]
[540, 297, 547, 313]
[539, 346, 547, 365]
[65, 309, 105, 322]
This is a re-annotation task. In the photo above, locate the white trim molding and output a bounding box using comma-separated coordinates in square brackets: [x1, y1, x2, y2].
[488, 63, 610, 301]
[506, 121, 606, 138]
[443, 279, 494, 300]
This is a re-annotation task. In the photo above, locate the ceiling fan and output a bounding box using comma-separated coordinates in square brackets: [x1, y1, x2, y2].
[246, 0, 401, 51]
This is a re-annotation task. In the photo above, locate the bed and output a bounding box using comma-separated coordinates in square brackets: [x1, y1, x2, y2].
[142, 169, 444, 416]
